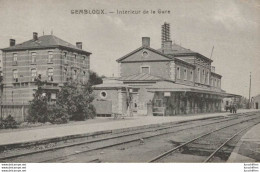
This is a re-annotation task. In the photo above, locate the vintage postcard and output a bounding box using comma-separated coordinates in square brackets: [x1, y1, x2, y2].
[0, 0, 259, 171]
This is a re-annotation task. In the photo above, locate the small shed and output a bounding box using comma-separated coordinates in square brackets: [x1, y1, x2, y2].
[92, 79, 132, 117]
[252, 94, 260, 109]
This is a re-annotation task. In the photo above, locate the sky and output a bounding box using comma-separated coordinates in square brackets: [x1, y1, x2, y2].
[0, 0, 259, 98]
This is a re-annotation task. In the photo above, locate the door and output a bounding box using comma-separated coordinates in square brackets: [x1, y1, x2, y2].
[256, 102, 259, 109]
[131, 94, 139, 113]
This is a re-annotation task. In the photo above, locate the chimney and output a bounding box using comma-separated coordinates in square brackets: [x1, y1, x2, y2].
[33, 32, 38, 41]
[9, 39, 16, 46]
[76, 42, 82, 49]
[162, 40, 172, 54]
[161, 22, 171, 48]
[142, 37, 150, 47]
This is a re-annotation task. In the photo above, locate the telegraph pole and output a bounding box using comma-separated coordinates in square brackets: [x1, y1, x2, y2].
[249, 72, 251, 109]
[210, 46, 214, 60]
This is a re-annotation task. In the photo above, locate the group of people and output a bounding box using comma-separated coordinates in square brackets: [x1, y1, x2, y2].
[230, 104, 238, 113]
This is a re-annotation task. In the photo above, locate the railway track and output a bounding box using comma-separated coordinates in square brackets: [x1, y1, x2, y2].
[0, 112, 258, 163]
[0, 115, 228, 161]
[148, 115, 260, 162]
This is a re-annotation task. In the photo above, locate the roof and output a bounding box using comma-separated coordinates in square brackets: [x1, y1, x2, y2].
[158, 43, 213, 63]
[119, 73, 165, 82]
[93, 83, 130, 89]
[1, 35, 91, 54]
[116, 45, 195, 67]
[147, 81, 237, 97]
[211, 72, 222, 78]
[158, 43, 195, 54]
[116, 46, 172, 62]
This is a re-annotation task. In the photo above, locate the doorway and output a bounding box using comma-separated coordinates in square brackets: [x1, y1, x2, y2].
[256, 102, 259, 109]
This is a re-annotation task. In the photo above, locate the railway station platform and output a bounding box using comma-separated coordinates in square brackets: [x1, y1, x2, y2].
[0, 109, 259, 149]
[228, 122, 260, 162]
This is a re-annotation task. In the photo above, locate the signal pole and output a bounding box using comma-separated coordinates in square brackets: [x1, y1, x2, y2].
[249, 72, 251, 109]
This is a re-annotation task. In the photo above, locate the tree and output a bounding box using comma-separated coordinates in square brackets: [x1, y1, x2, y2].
[55, 80, 96, 121]
[27, 76, 50, 123]
[89, 70, 104, 86]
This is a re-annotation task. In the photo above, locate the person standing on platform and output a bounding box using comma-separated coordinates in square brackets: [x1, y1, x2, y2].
[233, 104, 237, 114]
[230, 104, 233, 113]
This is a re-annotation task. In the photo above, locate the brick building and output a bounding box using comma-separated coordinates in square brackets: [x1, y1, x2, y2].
[94, 22, 237, 116]
[0, 32, 91, 121]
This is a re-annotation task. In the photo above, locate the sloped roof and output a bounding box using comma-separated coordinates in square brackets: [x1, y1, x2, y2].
[119, 73, 165, 81]
[158, 43, 213, 63]
[1, 35, 91, 54]
[211, 72, 222, 78]
[116, 46, 172, 62]
[157, 43, 195, 54]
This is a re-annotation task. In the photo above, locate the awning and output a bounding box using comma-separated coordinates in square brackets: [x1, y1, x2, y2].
[147, 81, 240, 97]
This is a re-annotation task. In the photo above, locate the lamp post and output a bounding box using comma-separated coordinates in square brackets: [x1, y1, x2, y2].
[249, 72, 251, 109]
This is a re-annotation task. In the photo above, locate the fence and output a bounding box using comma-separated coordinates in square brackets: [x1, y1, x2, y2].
[0, 103, 29, 122]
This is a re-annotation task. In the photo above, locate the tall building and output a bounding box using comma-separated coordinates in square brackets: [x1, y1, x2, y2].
[1, 32, 91, 104]
[93, 22, 238, 116]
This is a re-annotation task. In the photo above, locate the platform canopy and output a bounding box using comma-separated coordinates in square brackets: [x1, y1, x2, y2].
[147, 81, 240, 98]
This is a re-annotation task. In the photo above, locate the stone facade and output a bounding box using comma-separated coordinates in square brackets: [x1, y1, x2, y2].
[115, 35, 227, 116]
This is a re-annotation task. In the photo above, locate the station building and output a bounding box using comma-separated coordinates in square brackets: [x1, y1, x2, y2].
[0, 32, 91, 121]
[93, 23, 237, 116]
[251, 94, 260, 109]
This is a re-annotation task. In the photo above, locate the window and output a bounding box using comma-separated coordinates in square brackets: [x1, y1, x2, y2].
[214, 79, 217, 87]
[13, 70, 18, 81]
[31, 52, 36, 63]
[86, 56, 90, 70]
[190, 70, 193, 81]
[100, 91, 107, 99]
[142, 51, 148, 58]
[206, 72, 209, 84]
[202, 70, 205, 84]
[74, 54, 77, 63]
[141, 66, 150, 74]
[82, 56, 86, 65]
[63, 52, 68, 64]
[13, 53, 17, 62]
[82, 71, 86, 82]
[184, 68, 187, 80]
[64, 68, 68, 81]
[48, 51, 53, 63]
[63, 52, 67, 58]
[64, 68, 67, 75]
[73, 70, 77, 79]
[47, 68, 54, 81]
[51, 93, 56, 100]
[217, 79, 220, 88]
[197, 68, 200, 83]
[31, 68, 37, 81]
[177, 67, 180, 79]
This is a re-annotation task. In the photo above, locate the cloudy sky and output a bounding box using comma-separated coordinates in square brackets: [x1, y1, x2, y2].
[0, 0, 259, 98]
